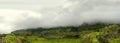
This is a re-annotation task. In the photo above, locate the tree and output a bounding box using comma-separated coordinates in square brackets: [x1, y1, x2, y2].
[4, 34, 21, 43]
[99, 25, 120, 38]
[81, 32, 100, 43]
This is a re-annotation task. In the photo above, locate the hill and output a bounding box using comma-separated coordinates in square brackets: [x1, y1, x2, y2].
[0, 23, 120, 43]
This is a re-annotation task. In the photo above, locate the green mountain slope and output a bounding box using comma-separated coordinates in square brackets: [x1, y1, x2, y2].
[0, 23, 120, 43]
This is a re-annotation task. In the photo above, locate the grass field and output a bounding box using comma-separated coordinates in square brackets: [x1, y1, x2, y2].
[31, 38, 81, 43]
[24, 36, 81, 43]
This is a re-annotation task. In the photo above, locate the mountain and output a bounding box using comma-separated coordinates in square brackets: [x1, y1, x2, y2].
[0, 23, 120, 43]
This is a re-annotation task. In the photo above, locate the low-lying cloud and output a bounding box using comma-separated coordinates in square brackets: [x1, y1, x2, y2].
[0, 0, 120, 33]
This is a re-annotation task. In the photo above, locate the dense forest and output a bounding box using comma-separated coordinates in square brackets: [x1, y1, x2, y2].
[0, 23, 120, 43]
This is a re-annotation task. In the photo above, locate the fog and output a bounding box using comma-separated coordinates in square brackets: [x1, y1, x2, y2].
[0, 0, 120, 33]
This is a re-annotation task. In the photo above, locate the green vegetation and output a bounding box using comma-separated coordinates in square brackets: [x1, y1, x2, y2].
[0, 23, 120, 43]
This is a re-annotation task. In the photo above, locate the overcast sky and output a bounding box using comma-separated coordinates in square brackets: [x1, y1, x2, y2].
[0, 0, 67, 33]
[0, 0, 65, 11]
[0, 0, 120, 34]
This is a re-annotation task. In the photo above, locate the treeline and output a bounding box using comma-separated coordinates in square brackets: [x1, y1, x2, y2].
[12, 23, 108, 38]
[0, 23, 120, 43]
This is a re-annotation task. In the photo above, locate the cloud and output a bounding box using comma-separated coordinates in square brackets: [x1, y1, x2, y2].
[0, 0, 120, 33]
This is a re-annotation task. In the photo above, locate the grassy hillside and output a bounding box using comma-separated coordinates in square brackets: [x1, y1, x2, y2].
[0, 23, 120, 43]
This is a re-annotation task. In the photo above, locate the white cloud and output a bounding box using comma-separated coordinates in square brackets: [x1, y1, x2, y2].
[0, 0, 120, 33]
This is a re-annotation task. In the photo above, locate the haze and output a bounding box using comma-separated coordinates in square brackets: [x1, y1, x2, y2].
[0, 0, 120, 33]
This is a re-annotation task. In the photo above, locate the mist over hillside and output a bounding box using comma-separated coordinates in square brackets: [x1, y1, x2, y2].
[1, 0, 120, 43]
[0, 0, 120, 33]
